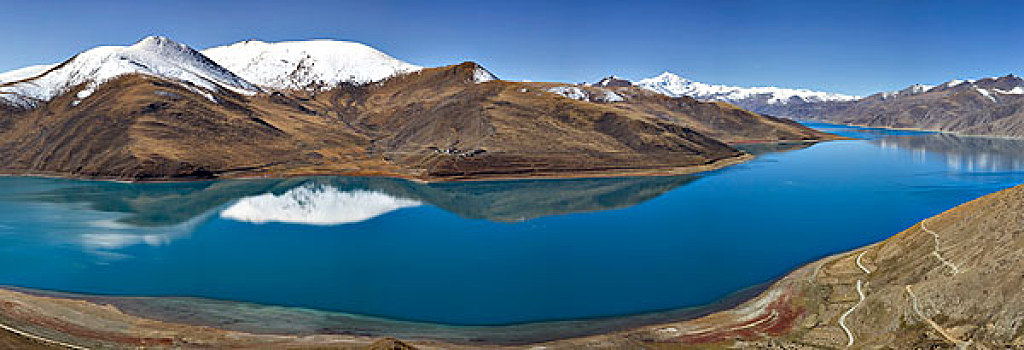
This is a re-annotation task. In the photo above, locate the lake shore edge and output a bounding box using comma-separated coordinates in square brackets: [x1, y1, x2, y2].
[0, 135, 851, 184]
[0, 151, 765, 184]
[0, 247, 825, 349]
[799, 118, 1024, 140]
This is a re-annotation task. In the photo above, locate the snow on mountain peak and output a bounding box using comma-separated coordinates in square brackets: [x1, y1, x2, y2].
[636, 71, 859, 105]
[201, 39, 422, 90]
[0, 36, 258, 107]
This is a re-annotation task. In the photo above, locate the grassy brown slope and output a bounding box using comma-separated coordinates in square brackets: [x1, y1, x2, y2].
[0, 75, 384, 180]
[0, 103, 20, 133]
[599, 87, 837, 143]
[0, 329, 59, 350]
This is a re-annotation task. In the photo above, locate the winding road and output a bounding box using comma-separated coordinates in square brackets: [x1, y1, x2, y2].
[0, 321, 88, 350]
[856, 250, 871, 274]
[838, 279, 866, 347]
[920, 220, 961, 275]
[839, 250, 871, 347]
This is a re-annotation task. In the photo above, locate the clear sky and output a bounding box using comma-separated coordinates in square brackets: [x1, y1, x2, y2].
[1, 0, 1020, 96]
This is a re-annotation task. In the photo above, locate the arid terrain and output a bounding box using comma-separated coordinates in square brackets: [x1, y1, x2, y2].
[0, 60, 836, 182]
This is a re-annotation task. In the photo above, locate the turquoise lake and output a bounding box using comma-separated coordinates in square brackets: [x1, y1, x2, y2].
[3, 123, 1024, 329]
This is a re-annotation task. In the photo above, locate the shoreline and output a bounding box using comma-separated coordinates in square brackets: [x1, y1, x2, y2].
[800, 119, 1024, 140]
[0, 137, 847, 185]
[0, 280, 774, 347]
[0, 152, 760, 184]
[0, 253, 818, 349]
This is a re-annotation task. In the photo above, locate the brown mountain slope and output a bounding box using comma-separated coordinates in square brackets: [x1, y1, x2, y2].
[0, 75, 377, 179]
[0, 329, 58, 350]
[600, 88, 830, 143]
[0, 62, 836, 181]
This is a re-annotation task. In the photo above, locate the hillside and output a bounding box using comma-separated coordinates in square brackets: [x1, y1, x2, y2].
[0, 37, 837, 181]
[312, 63, 835, 180]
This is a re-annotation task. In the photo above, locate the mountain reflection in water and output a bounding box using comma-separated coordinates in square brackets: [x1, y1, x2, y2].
[874, 133, 1024, 172]
[2, 174, 698, 251]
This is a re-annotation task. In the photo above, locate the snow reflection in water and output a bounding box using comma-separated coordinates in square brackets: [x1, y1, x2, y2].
[221, 185, 421, 225]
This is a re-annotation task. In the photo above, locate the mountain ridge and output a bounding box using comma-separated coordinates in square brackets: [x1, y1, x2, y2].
[635, 71, 859, 104]
[804, 74, 1024, 137]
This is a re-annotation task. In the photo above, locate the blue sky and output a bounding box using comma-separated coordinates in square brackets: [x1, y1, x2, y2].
[0, 0, 1020, 96]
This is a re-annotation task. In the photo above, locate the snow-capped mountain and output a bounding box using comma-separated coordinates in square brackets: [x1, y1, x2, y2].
[0, 36, 258, 107]
[873, 75, 1023, 102]
[636, 72, 859, 105]
[946, 75, 1023, 103]
[201, 39, 422, 90]
[807, 74, 1024, 137]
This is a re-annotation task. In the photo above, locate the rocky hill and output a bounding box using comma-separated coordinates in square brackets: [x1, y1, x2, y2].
[0, 37, 836, 181]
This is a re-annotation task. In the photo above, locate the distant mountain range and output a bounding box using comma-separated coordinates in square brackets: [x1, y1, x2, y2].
[602, 72, 1024, 138]
[807, 75, 1024, 137]
[634, 72, 859, 109]
[0, 36, 832, 181]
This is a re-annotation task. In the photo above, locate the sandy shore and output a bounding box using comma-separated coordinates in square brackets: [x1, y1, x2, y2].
[0, 273, 804, 349]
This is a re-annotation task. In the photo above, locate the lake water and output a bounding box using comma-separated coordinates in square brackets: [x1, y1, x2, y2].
[3, 122, 1024, 331]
